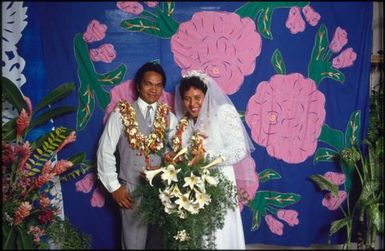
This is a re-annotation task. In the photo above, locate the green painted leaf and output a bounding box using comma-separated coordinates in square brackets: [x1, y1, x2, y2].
[76, 83, 95, 131]
[33, 83, 75, 114]
[98, 65, 126, 86]
[68, 152, 86, 166]
[251, 209, 262, 231]
[313, 148, 338, 164]
[271, 49, 286, 74]
[309, 174, 339, 197]
[318, 124, 345, 151]
[259, 169, 281, 183]
[256, 191, 301, 208]
[345, 110, 361, 147]
[2, 76, 27, 113]
[339, 160, 354, 193]
[257, 7, 273, 39]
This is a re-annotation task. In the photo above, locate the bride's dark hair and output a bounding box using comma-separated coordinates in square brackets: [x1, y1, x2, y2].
[179, 76, 208, 98]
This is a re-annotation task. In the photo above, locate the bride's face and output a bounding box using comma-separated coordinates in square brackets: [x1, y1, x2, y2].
[182, 86, 205, 120]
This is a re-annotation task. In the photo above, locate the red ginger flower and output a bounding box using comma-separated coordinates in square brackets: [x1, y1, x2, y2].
[52, 160, 73, 175]
[55, 131, 77, 153]
[14, 201, 32, 225]
[16, 96, 32, 139]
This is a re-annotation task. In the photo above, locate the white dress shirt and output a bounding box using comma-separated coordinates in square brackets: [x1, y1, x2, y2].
[97, 97, 177, 193]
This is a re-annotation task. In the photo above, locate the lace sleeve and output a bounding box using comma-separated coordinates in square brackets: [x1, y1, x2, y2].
[207, 104, 247, 166]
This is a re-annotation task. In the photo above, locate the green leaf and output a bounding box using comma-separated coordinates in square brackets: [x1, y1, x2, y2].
[309, 174, 339, 197]
[2, 76, 27, 113]
[67, 152, 86, 166]
[16, 225, 34, 249]
[313, 148, 338, 164]
[259, 169, 281, 183]
[29, 106, 76, 130]
[3, 224, 16, 249]
[345, 110, 361, 147]
[271, 49, 286, 74]
[33, 82, 75, 113]
[368, 204, 382, 232]
[1, 118, 17, 143]
[329, 217, 350, 236]
[318, 124, 345, 151]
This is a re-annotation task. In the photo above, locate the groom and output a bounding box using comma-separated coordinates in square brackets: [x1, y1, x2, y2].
[97, 62, 177, 249]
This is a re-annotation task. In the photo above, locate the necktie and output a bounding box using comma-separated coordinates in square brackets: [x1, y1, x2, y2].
[145, 105, 153, 127]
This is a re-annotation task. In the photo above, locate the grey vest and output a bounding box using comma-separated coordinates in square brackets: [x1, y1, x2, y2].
[117, 101, 167, 185]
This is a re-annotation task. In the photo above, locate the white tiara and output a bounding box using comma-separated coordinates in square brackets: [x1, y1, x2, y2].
[182, 70, 210, 86]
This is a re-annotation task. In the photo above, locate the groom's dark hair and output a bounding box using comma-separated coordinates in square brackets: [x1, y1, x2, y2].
[179, 76, 208, 98]
[134, 62, 166, 90]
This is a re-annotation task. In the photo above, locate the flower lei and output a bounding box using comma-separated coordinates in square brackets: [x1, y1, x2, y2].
[118, 100, 170, 164]
[171, 116, 205, 157]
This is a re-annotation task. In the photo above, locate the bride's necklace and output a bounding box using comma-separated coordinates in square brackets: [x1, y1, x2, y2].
[171, 116, 204, 154]
[118, 100, 170, 163]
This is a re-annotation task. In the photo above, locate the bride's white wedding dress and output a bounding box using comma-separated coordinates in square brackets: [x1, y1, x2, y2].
[180, 103, 247, 249]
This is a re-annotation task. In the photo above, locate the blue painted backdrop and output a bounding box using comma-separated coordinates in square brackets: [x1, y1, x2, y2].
[16, 1, 372, 248]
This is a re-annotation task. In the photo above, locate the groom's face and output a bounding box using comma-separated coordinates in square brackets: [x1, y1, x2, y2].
[183, 87, 205, 119]
[138, 71, 164, 104]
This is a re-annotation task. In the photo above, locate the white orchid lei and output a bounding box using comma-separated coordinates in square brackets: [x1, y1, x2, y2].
[132, 124, 238, 249]
[118, 100, 170, 164]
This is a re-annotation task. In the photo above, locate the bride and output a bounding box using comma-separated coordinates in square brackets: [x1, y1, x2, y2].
[171, 70, 255, 249]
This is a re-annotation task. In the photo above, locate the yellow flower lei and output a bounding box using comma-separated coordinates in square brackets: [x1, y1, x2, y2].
[118, 100, 171, 161]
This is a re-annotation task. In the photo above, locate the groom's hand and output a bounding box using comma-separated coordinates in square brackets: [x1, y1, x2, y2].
[112, 185, 133, 209]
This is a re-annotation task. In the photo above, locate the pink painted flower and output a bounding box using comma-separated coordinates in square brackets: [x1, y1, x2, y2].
[245, 73, 326, 163]
[265, 214, 284, 236]
[91, 187, 105, 207]
[302, 5, 320, 26]
[89, 44, 116, 63]
[286, 7, 306, 34]
[76, 173, 96, 194]
[117, 1, 143, 15]
[234, 156, 259, 212]
[329, 27, 348, 53]
[322, 191, 347, 210]
[323, 171, 345, 186]
[83, 20, 107, 43]
[144, 1, 158, 7]
[103, 79, 175, 123]
[171, 11, 262, 94]
[277, 209, 299, 226]
[332, 47, 357, 69]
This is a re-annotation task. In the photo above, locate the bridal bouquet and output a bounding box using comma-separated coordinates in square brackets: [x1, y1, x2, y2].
[133, 144, 237, 249]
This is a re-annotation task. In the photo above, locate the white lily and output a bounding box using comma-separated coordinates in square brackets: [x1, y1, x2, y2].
[163, 201, 176, 214]
[144, 168, 164, 186]
[175, 191, 193, 211]
[194, 189, 211, 209]
[201, 171, 219, 187]
[159, 188, 172, 204]
[183, 172, 203, 190]
[201, 156, 224, 169]
[173, 147, 188, 161]
[161, 164, 181, 186]
[170, 184, 182, 198]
